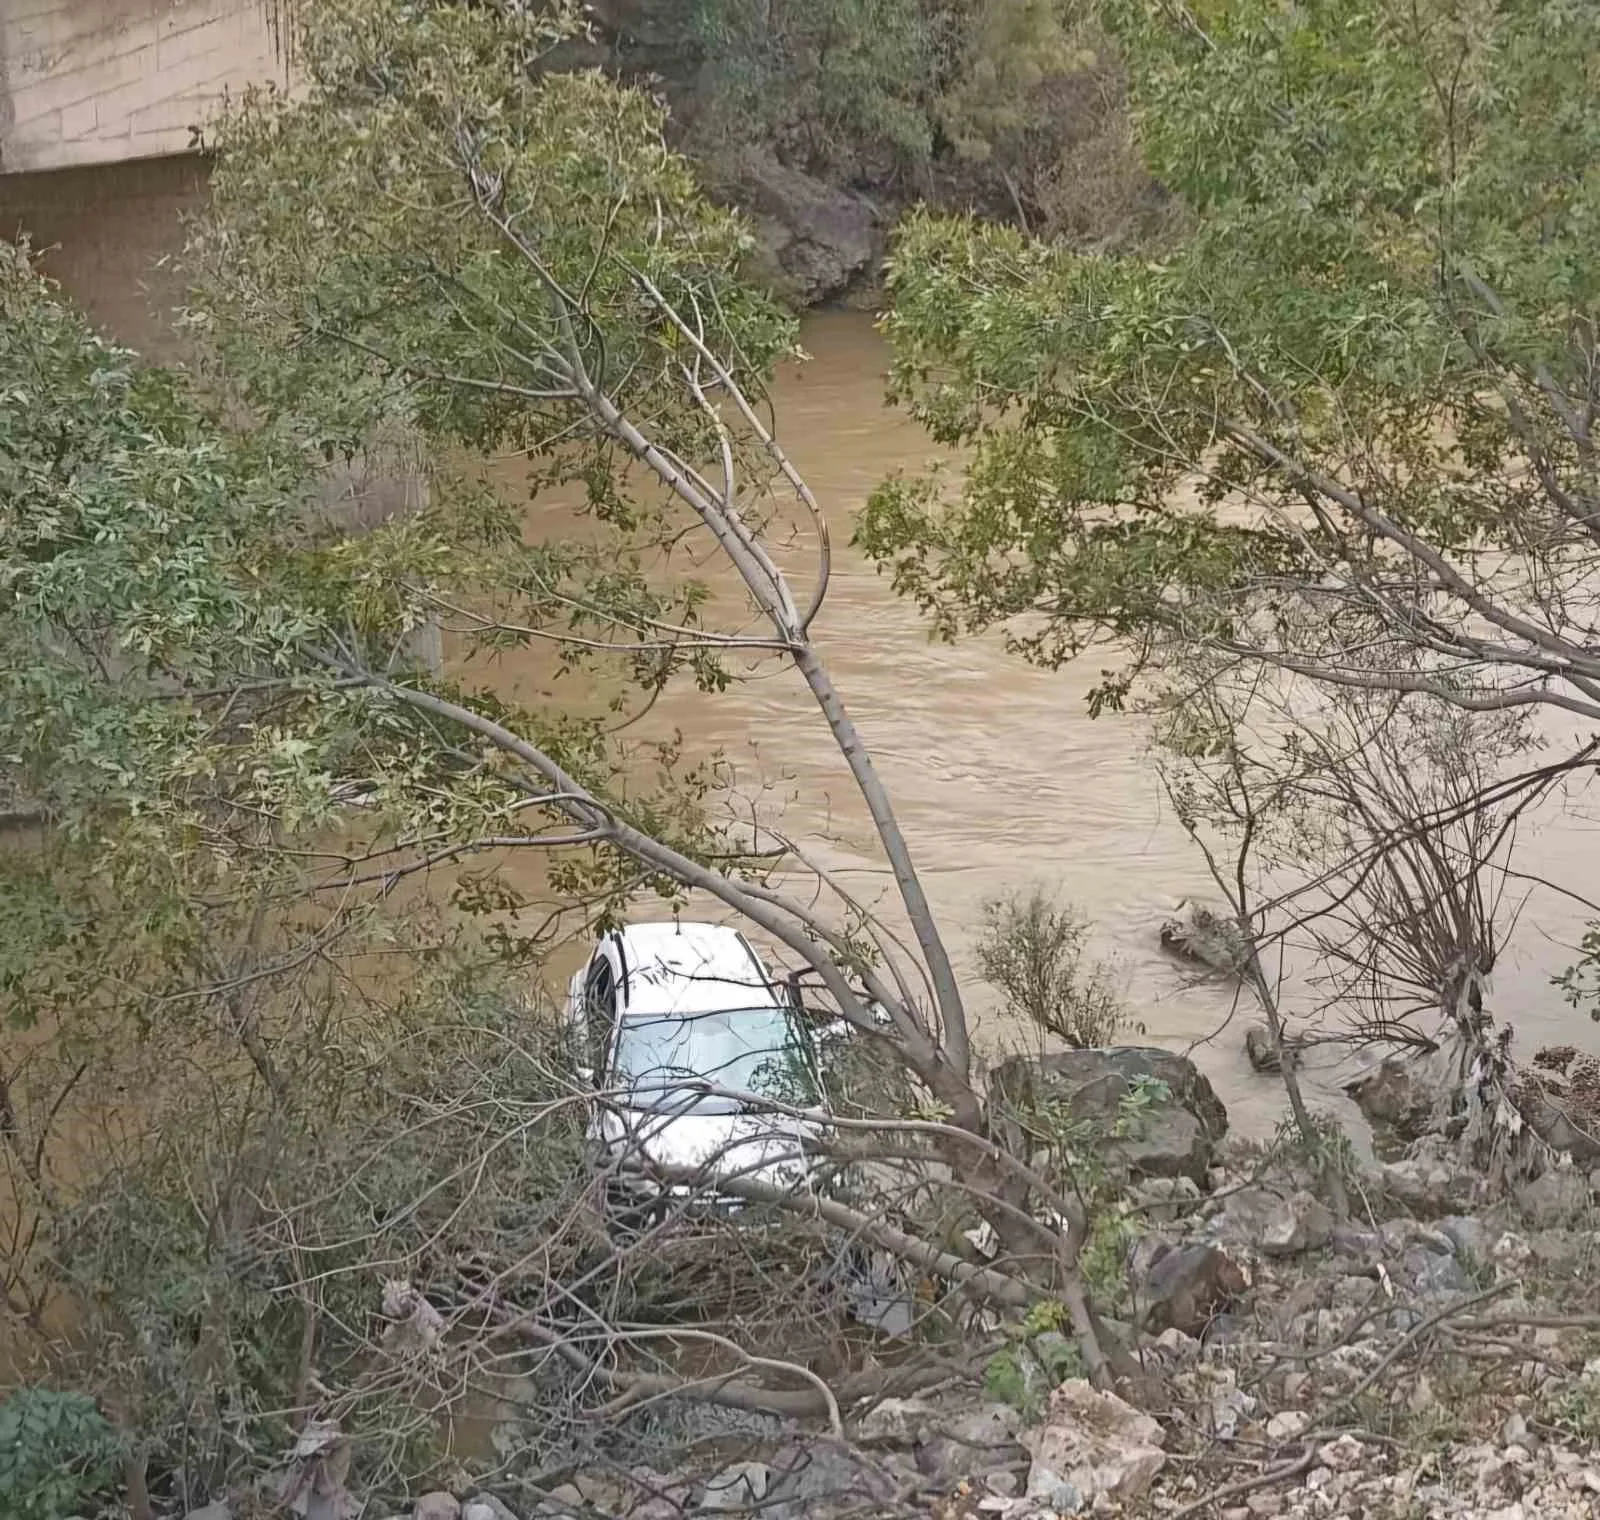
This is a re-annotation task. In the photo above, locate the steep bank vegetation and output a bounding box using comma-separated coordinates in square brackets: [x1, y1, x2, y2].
[586, 0, 1167, 292]
[7, 0, 1600, 1514]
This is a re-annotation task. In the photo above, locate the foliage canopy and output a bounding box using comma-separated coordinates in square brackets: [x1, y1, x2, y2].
[864, 0, 1600, 725]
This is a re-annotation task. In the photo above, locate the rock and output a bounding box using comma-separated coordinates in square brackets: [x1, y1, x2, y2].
[1514, 1168, 1590, 1228]
[185, 1506, 233, 1520]
[533, 1484, 583, 1517]
[1317, 1435, 1365, 1471]
[1153, 1326, 1199, 1358]
[1244, 1022, 1281, 1073]
[1344, 1056, 1439, 1144]
[991, 1048, 1229, 1185]
[1492, 1230, 1534, 1271]
[1438, 1214, 1494, 1262]
[1025, 1380, 1166, 1509]
[1029, 1469, 1083, 1513]
[1261, 1190, 1334, 1256]
[412, 1497, 460, 1520]
[1267, 1410, 1310, 1442]
[916, 1403, 1028, 1489]
[700, 1462, 770, 1511]
[1379, 1150, 1481, 1217]
[1136, 1242, 1249, 1336]
[1210, 1385, 1257, 1440]
[1404, 1244, 1472, 1297]
[1159, 900, 1250, 974]
[1216, 1188, 1332, 1256]
[722, 149, 878, 306]
[1530, 1229, 1587, 1273]
[1502, 1413, 1541, 1458]
[984, 1469, 1020, 1498]
[463, 1496, 518, 1520]
[855, 1396, 932, 1445]
[1330, 1224, 1384, 1263]
[765, 1439, 900, 1515]
[1130, 1174, 1202, 1221]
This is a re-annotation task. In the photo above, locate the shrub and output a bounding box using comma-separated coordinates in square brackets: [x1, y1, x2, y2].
[976, 887, 1130, 1047]
[0, 1388, 124, 1520]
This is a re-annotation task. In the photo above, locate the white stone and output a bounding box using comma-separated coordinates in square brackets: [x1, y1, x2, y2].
[1266, 1410, 1310, 1442]
[1025, 1380, 1166, 1507]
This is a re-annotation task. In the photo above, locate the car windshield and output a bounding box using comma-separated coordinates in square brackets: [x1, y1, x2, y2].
[611, 1006, 821, 1114]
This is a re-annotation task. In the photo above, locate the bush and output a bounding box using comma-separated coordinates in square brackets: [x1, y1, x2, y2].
[0, 1388, 124, 1520]
[976, 887, 1130, 1047]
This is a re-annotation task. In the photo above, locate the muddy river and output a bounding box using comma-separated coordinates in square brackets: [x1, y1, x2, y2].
[471, 310, 1600, 1140]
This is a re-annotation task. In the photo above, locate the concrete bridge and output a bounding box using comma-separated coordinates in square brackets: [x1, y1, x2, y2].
[1, 0, 288, 173]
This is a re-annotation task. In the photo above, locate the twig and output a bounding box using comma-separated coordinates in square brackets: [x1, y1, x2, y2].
[1169, 1443, 1318, 1518]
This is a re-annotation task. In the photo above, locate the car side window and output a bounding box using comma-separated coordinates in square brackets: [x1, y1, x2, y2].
[584, 958, 617, 1077]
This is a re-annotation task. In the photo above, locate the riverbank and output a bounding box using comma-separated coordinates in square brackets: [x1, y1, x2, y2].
[185, 1080, 1600, 1520]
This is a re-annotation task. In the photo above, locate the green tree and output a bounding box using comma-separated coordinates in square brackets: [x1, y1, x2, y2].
[188, 0, 1151, 1401]
[866, 0, 1600, 721]
[0, 0, 1144, 1490]
[862, 0, 1600, 1006]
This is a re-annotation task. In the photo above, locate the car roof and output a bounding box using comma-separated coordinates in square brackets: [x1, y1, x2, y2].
[612, 922, 782, 1018]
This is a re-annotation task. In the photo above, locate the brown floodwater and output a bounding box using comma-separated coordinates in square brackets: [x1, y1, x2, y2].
[467, 310, 1600, 1141]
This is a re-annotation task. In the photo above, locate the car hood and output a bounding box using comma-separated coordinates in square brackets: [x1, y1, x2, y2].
[601, 1106, 823, 1188]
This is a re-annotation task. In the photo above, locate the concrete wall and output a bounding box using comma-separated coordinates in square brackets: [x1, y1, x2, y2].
[1, 0, 290, 173]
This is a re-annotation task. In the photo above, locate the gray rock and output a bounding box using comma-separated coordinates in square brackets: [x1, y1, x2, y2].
[1130, 1174, 1202, 1222]
[1217, 1187, 1332, 1256]
[1330, 1224, 1384, 1263]
[463, 1496, 519, 1520]
[1529, 1229, 1587, 1272]
[853, 1396, 1025, 1489]
[1267, 1409, 1310, 1442]
[1379, 1151, 1481, 1217]
[412, 1497, 461, 1520]
[1514, 1169, 1591, 1228]
[855, 1395, 932, 1445]
[1028, 1468, 1084, 1513]
[532, 1485, 583, 1517]
[991, 1047, 1229, 1185]
[1262, 1190, 1334, 1256]
[1244, 1022, 1282, 1073]
[1344, 1056, 1439, 1144]
[1438, 1214, 1494, 1262]
[700, 1462, 770, 1512]
[723, 150, 879, 306]
[764, 1440, 899, 1516]
[1380, 1217, 1454, 1256]
[1404, 1245, 1472, 1297]
[1210, 1385, 1257, 1440]
[185, 1507, 233, 1520]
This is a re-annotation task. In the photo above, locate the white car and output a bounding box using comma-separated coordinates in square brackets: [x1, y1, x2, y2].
[565, 921, 830, 1210]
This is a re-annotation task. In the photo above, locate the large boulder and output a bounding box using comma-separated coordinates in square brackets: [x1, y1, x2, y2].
[990, 1048, 1229, 1186]
[722, 149, 880, 306]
